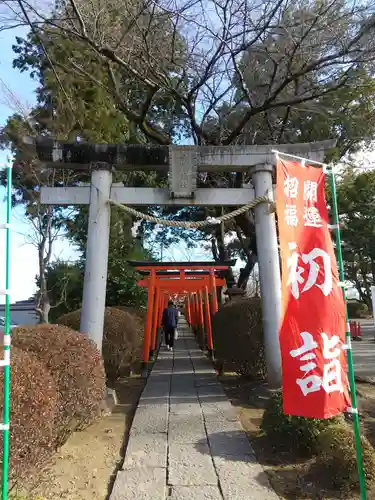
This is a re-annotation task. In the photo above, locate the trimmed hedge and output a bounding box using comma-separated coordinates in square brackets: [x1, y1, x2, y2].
[114, 305, 146, 323]
[347, 301, 369, 319]
[212, 298, 266, 378]
[0, 346, 57, 481]
[317, 423, 375, 491]
[261, 390, 339, 456]
[57, 307, 143, 383]
[12, 324, 105, 446]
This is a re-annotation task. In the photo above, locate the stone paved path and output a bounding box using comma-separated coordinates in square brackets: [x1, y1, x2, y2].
[110, 319, 279, 500]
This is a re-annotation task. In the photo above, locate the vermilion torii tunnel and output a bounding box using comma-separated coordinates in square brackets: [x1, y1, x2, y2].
[128, 260, 234, 365]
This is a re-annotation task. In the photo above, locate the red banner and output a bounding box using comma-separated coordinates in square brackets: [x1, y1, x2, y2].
[276, 158, 350, 419]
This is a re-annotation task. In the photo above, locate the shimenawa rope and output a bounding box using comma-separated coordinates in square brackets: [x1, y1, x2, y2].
[108, 194, 275, 228]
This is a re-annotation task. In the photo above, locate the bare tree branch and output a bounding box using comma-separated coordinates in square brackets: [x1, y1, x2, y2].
[2, 0, 375, 147]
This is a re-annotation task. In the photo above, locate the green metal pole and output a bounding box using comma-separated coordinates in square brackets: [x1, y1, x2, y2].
[328, 166, 367, 499]
[1, 157, 12, 500]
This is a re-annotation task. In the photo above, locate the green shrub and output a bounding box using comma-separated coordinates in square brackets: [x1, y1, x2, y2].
[212, 298, 266, 378]
[0, 346, 57, 481]
[261, 390, 339, 456]
[57, 307, 143, 383]
[316, 422, 375, 491]
[12, 324, 105, 446]
[347, 301, 369, 319]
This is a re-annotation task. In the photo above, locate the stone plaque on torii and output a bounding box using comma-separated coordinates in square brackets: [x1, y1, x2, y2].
[26, 137, 335, 387]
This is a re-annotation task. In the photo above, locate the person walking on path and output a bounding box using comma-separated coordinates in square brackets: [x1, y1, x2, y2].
[162, 300, 179, 351]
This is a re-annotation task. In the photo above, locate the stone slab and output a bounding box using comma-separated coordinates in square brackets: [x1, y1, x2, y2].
[197, 384, 226, 396]
[194, 375, 218, 387]
[141, 382, 171, 397]
[200, 401, 238, 422]
[137, 396, 169, 406]
[191, 364, 216, 374]
[168, 442, 217, 486]
[204, 420, 255, 457]
[110, 466, 166, 500]
[169, 396, 200, 405]
[169, 413, 207, 444]
[123, 432, 168, 468]
[173, 360, 194, 368]
[170, 387, 197, 398]
[169, 402, 202, 416]
[139, 386, 170, 398]
[131, 404, 169, 434]
[213, 456, 280, 500]
[206, 431, 255, 457]
[205, 418, 243, 434]
[169, 486, 223, 500]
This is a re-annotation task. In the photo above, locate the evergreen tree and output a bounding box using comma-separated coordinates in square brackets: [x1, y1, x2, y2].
[5, 0, 375, 292]
[0, 24, 172, 319]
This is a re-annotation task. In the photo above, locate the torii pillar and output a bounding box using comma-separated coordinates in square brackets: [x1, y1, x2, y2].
[80, 168, 112, 348]
[252, 165, 281, 387]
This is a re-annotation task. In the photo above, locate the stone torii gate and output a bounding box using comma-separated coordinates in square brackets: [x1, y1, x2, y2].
[28, 136, 335, 387]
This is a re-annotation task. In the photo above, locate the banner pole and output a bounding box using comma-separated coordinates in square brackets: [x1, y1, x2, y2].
[328, 166, 367, 499]
[1, 157, 12, 500]
[371, 287, 375, 339]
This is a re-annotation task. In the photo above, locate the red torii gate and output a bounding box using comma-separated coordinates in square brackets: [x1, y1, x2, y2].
[139, 275, 226, 356]
[128, 261, 234, 365]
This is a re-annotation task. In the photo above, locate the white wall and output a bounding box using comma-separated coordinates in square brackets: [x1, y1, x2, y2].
[0, 307, 39, 325]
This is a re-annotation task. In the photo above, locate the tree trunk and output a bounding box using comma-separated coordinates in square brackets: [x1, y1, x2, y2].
[237, 253, 258, 290]
[363, 295, 372, 313]
[234, 211, 258, 289]
[360, 261, 371, 308]
[215, 224, 227, 261]
[371, 259, 375, 283]
[357, 282, 372, 312]
[211, 226, 234, 304]
[38, 247, 51, 323]
[36, 210, 54, 324]
[211, 238, 218, 261]
[355, 264, 372, 313]
[215, 226, 235, 287]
